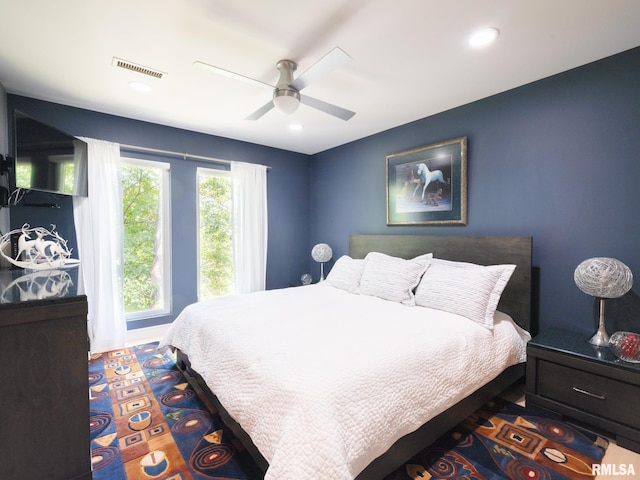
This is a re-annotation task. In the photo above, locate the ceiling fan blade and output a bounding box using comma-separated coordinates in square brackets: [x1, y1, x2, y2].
[300, 94, 355, 121]
[292, 47, 352, 91]
[245, 100, 275, 121]
[193, 61, 274, 90]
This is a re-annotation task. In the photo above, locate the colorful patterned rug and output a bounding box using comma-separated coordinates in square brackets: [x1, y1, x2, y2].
[384, 398, 609, 480]
[89, 343, 608, 480]
[89, 342, 262, 479]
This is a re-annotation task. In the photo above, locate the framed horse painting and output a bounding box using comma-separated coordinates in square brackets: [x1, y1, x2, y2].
[386, 136, 467, 225]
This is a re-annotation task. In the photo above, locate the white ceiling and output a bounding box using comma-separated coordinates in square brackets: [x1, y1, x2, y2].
[2, 0, 639, 155]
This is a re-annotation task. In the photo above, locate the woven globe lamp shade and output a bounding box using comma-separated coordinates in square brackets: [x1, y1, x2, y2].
[574, 257, 633, 346]
[311, 243, 333, 281]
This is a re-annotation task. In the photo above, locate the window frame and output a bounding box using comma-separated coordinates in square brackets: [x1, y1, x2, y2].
[121, 156, 172, 321]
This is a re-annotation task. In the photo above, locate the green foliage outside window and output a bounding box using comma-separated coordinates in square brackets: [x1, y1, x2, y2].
[122, 165, 162, 313]
[121, 163, 233, 316]
[198, 172, 233, 300]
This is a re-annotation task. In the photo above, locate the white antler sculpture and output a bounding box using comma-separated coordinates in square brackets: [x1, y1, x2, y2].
[0, 224, 78, 270]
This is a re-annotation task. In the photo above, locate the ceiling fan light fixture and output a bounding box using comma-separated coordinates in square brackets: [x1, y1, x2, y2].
[273, 87, 300, 114]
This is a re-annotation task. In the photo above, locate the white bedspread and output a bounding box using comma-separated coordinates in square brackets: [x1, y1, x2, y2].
[159, 284, 530, 480]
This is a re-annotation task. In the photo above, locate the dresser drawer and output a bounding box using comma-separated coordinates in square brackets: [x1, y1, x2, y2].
[536, 360, 640, 430]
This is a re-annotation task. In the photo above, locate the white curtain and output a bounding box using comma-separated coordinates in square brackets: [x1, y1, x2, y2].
[231, 161, 268, 294]
[73, 138, 126, 353]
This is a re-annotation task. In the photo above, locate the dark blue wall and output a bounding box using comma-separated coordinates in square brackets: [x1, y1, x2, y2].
[311, 47, 640, 336]
[7, 95, 311, 327]
[7, 46, 640, 336]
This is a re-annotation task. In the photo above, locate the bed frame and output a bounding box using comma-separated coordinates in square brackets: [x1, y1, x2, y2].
[176, 234, 533, 480]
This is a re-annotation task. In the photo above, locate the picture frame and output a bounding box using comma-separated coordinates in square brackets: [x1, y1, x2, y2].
[386, 136, 467, 225]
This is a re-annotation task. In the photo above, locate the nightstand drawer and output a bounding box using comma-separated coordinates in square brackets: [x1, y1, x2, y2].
[537, 360, 640, 430]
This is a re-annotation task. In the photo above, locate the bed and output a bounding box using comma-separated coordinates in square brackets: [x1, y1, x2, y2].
[160, 234, 533, 480]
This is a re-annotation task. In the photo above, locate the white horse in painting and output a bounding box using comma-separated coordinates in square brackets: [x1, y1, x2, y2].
[412, 163, 446, 203]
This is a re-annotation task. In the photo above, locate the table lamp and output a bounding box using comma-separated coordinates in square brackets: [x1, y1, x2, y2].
[311, 243, 332, 282]
[574, 257, 633, 346]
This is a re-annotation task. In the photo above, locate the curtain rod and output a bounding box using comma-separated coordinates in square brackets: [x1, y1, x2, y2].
[119, 143, 271, 169]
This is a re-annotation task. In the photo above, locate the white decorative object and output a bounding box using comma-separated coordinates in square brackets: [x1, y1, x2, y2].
[311, 243, 332, 281]
[300, 273, 312, 285]
[0, 224, 79, 270]
[1, 269, 74, 303]
[574, 257, 633, 346]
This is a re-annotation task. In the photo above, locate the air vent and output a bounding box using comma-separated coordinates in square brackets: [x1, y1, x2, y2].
[112, 57, 165, 79]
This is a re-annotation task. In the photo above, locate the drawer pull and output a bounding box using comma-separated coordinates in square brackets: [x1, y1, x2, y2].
[572, 387, 605, 400]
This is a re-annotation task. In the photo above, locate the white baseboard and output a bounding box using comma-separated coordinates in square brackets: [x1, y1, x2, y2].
[126, 323, 171, 346]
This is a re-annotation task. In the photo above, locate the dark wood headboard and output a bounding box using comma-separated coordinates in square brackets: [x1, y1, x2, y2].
[349, 235, 532, 332]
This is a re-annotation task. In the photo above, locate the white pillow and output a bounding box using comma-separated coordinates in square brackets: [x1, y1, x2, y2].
[359, 252, 432, 305]
[415, 258, 516, 329]
[324, 255, 365, 293]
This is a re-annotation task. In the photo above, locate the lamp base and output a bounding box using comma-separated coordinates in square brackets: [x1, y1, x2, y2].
[588, 328, 610, 347]
[587, 297, 610, 347]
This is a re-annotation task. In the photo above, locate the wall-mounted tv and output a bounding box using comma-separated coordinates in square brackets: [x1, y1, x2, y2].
[13, 110, 88, 197]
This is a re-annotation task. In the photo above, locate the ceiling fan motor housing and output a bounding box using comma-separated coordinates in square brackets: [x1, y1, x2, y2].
[273, 59, 300, 113]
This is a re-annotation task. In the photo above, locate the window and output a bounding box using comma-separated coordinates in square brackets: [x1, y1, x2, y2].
[121, 158, 171, 319]
[197, 167, 234, 300]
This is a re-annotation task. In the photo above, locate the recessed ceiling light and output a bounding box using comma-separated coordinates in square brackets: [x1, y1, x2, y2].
[128, 81, 152, 93]
[468, 27, 500, 49]
[289, 123, 303, 131]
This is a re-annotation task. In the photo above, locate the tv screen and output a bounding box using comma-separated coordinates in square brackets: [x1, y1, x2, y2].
[13, 111, 88, 197]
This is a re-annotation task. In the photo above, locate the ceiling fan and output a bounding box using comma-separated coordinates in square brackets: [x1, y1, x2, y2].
[193, 47, 356, 121]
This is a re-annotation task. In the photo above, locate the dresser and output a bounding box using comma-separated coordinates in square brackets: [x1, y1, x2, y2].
[526, 328, 640, 453]
[0, 268, 91, 480]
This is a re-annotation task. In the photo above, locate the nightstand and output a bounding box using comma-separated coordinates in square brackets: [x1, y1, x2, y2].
[526, 328, 640, 453]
